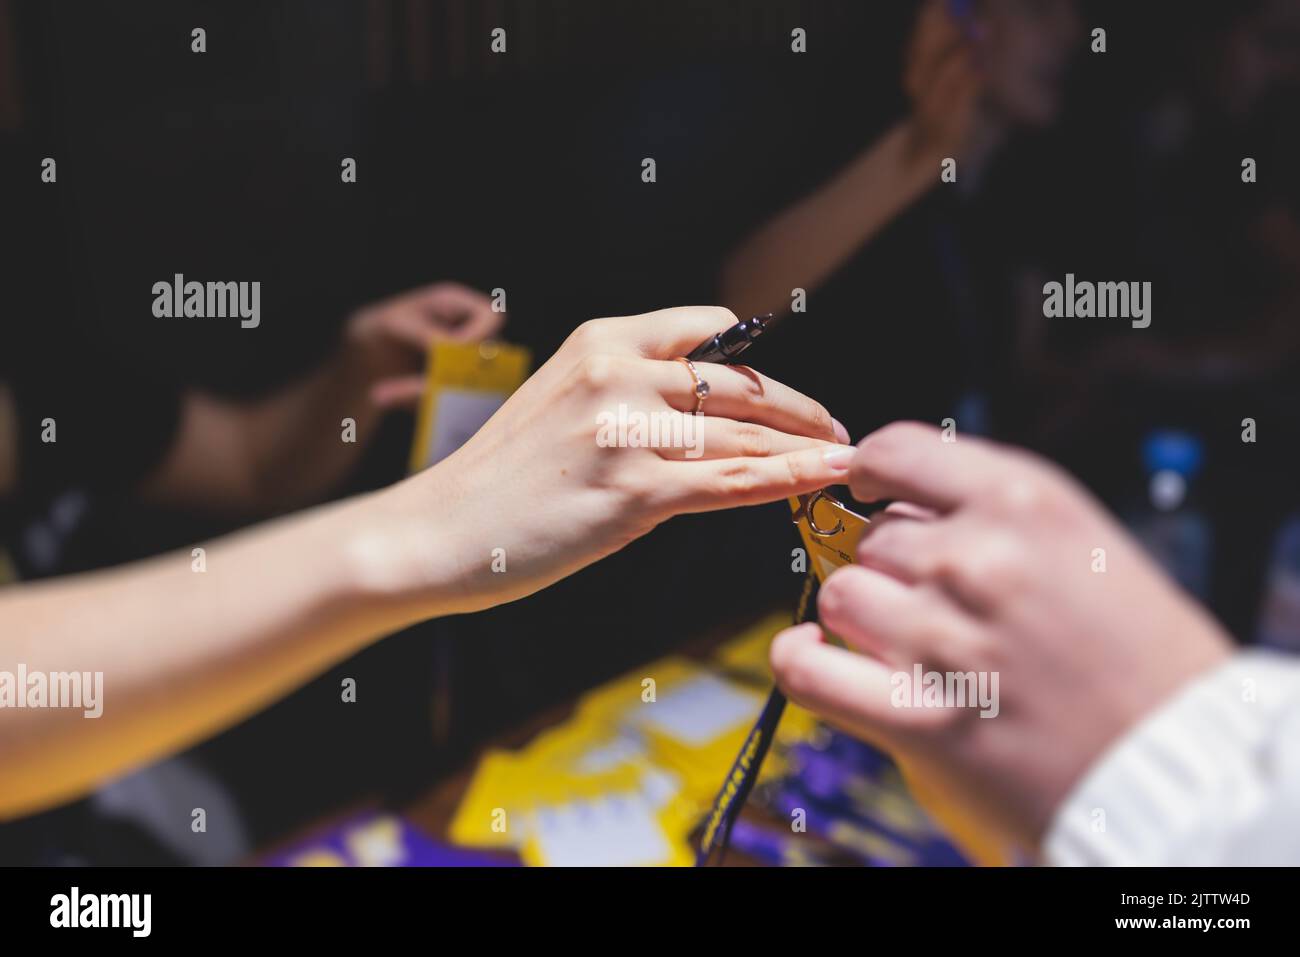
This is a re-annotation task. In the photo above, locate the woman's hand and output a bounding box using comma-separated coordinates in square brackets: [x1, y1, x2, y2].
[0, 308, 847, 818]
[770, 422, 1232, 858]
[0, 306, 847, 817]
[378, 307, 854, 614]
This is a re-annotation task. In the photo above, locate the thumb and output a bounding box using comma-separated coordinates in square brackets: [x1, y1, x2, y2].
[770, 622, 905, 749]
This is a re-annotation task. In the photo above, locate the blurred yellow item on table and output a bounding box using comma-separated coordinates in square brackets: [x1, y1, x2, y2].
[408, 339, 531, 472]
[449, 643, 824, 865]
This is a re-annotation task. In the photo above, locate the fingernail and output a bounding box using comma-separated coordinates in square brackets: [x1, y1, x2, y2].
[831, 417, 851, 444]
[822, 446, 856, 470]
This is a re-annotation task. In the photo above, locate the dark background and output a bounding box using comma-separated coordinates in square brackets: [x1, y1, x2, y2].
[2, 0, 1298, 862]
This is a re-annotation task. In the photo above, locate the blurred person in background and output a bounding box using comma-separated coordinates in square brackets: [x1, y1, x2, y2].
[0, 276, 503, 523]
[720, 0, 1083, 440]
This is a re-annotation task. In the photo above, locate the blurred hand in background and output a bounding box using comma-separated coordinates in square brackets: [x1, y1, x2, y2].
[901, 0, 986, 165]
[346, 281, 506, 411]
[137, 281, 503, 515]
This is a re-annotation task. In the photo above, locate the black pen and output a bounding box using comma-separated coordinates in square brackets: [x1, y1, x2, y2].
[688, 314, 893, 515]
[686, 313, 774, 365]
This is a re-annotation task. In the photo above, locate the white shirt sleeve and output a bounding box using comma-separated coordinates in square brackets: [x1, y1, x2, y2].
[1043, 649, 1300, 866]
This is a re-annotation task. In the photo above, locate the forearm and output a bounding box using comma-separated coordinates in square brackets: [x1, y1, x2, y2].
[719, 121, 938, 319]
[0, 305, 850, 821]
[0, 481, 450, 819]
[242, 350, 388, 508]
[142, 351, 387, 514]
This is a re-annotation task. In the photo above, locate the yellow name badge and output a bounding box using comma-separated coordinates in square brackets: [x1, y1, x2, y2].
[789, 491, 872, 583]
[408, 340, 531, 473]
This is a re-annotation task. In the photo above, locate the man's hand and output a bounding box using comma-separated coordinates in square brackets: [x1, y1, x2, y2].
[770, 422, 1232, 857]
[345, 281, 505, 410]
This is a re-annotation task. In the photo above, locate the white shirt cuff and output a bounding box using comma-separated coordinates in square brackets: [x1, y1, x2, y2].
[1043, 649, 1300, 866]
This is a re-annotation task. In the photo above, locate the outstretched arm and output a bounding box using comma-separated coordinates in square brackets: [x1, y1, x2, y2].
[720, 0, 985, 319]
[0, 306, 854, 820]
[0, 489, 423, 820]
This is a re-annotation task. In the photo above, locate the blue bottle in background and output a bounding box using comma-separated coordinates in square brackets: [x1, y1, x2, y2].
[1127, 430, 1212, 602]
[1257, 516, 1300, 651]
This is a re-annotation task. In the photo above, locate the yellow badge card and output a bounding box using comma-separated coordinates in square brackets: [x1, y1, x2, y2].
[408, 339, 531, 473]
